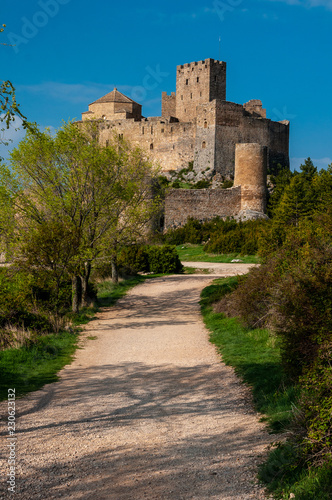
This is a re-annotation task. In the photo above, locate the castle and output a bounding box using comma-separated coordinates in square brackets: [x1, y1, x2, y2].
[81, 58, 290, 227]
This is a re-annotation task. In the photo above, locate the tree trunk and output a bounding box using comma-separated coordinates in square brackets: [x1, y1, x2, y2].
[111, 257, 119, 284]
[81, 262, 91, 308]
[72, 275, 80, 314]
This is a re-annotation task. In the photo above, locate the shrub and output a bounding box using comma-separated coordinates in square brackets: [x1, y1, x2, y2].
[297, 345, 332, 466]
[116, 244, 183, 275]
[216, 214, 332, 379]
[117, 244, 149, 274]
[146, 245, 183, 274]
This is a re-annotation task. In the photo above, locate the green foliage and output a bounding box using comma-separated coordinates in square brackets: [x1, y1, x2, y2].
[164, 217, 267, 255]
[117, 244, 149, 273]
[117, 244, 183, 274]
[201, 278, 296, 432]
[221, 179, 234, 189]
[176, 244, 260, 264]
[226, 214, 332, 379]
[259, 443, 332, 499]
[0, 267, 72, 350]
[297, 345, 332, 466]
[191, 179, 211, 189]
[0, 331, 78, 400]
[3, 121, 160, 308]
[220, 210, 332, 495]
[204, 219, 266, 255]
[146, 245, 183, 274]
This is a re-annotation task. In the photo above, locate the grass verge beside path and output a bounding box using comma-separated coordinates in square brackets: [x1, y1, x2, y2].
[201, 277, 332, 499]
[0, 276, 147, 401]
[177, 244, 260, 264]
[200, 277, 296, 433]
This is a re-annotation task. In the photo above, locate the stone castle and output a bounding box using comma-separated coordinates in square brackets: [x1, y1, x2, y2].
[81, 58, 290, 227]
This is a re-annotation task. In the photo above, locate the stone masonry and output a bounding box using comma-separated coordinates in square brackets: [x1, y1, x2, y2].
[81, 57, 289, 179]
[80, 58, 290, 226]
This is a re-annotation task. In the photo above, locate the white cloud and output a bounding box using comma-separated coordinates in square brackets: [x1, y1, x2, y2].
[16, 81, 160, 107]
[16, 82, 118, 105]
[291, 157, 332, 171]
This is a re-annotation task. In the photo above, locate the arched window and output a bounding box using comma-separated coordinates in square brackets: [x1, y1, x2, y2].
[150, 143, 154, 150]
[202, 141, 206, 149]
[204, 122, 208, 128]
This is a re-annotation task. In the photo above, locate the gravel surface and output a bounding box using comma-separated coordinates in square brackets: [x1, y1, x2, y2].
[0, 265, 273, 499]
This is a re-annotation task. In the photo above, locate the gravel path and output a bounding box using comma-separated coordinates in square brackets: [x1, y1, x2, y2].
[0, 265, 273, 499]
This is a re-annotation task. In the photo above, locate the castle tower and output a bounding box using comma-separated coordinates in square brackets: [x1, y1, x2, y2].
[234, 143, 267, 214]
[81, 88, 142, 122]
[175, 58, 226, 122]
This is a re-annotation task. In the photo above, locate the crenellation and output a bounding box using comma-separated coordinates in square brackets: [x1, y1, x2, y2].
[81, 57, 290, 225]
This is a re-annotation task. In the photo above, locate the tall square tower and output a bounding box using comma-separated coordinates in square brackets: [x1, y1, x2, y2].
[175, 58, 226, 123]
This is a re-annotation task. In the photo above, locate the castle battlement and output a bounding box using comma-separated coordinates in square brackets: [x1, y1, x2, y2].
[81, 57, 289, 180]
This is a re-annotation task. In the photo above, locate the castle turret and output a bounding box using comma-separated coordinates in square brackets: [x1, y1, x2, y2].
[175, 58, 226, 123]
[82, 88, 142, 121]
[234, 143, 267, 215]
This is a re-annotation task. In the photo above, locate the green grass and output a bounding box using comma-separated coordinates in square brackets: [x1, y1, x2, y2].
[0, 331, 78, 400]
[0, 276, 148, 401]
[259, 444, 332, 499]
[200, 277, 296, 433]
[200, 277, 332, 499]
[177, 244, 260, 264]
[96, 275, 147, 307]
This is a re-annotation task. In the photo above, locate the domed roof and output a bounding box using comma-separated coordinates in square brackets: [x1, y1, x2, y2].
[91, 88, 138, 105]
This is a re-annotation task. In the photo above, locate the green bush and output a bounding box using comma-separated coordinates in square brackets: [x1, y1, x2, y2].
[146, 244, 183, 274]
[223, 215, 332, 379]
[117, 244, 149, 273]
[204, 219, 265, 255]
[297, 345, 332, 466]
[116, 244, 183, 275]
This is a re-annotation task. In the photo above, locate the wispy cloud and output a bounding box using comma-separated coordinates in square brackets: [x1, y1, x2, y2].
[291, 157, 332, 171]
[16, 81, 157, 106]
[16, 82, 124, 105]
[265, 0, 332, 10]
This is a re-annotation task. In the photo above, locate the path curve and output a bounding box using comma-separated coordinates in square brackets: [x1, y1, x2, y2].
[0, 265, 272, 500]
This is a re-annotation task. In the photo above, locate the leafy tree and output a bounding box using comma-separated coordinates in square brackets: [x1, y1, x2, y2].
[1, 23, 30, 156]
[272, 158, 319, 229]
[267, 166, 294, 218]
[4, 121, 160, 311]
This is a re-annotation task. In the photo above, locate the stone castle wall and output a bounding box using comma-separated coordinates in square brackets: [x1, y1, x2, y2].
[161, 92, 176, 118]
[80, 57, 290, 226]
[194, 100, 289, 178]
[165, 142, 268, 229]
[98, 118, 196, 172]
[164, 186, 242, 229]
[175, 59, 226, 123]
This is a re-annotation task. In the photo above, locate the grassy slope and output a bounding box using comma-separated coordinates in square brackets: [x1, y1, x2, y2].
[200, 277, 296, 433]
[177, 244, 260, 264]
[0, 276, 147, 401]
[201, 277, 332, 499]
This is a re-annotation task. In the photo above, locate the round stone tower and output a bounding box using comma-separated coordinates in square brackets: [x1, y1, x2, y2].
[234, 143, 267, 215]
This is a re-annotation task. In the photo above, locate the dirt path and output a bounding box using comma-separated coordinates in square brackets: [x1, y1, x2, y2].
[0, 265, 273, 500]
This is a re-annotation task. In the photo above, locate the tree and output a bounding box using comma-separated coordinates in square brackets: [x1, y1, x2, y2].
[5, 121, 160, 312]
[1, 23, 30, 154]
[272, 158, 319, 229]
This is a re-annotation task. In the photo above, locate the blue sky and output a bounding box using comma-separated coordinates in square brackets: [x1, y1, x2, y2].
[1, 0, 332, 170]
